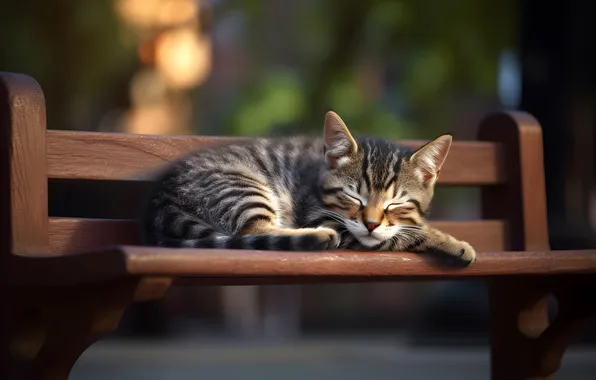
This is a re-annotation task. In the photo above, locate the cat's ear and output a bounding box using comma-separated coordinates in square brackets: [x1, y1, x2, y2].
[409, 134, 452, 185]
[324, 111, 358, 168]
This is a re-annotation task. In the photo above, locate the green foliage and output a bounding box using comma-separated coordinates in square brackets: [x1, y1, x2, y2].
[231, 69, 307, 136]
[0, 0, 516, 137]
[222, 0, 516, 139]
[0, 1, 137, 130]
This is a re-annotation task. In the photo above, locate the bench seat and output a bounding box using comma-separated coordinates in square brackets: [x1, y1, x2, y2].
[11, 248, 596, 287]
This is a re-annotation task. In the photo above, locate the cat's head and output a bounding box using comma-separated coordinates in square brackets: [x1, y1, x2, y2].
[319, 111, 452, 248]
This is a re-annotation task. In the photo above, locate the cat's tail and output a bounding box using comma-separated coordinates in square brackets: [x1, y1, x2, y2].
[147, 206, 335, 251]
[160, 232, 335, 251]
[145, 205, 229, 248]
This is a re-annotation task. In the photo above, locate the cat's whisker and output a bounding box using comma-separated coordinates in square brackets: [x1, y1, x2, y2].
[319, 210, 348, 225]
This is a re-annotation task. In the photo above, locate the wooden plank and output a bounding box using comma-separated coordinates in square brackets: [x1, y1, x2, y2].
[0, 73, 49, 255]
[48, 218, 141, 255]
[87, 247, 596, 278]
[46, 130, 506, 185]
[480, 112, 550, 251]
[11, 246, 596, 287]
[48, 217, 508, 255]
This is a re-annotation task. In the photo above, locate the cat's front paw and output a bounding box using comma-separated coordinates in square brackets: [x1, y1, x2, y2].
[456, 240, 476, 266]
[314, 227, 340, 249]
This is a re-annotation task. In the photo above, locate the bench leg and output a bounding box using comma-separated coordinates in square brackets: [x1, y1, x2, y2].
[490, 278, 596, 380]
[490, 280, 551, 380]
[3, 278, 171, 380]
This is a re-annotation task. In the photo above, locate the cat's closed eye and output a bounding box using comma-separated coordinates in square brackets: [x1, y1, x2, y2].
[342, 191, 363, 205]
[385, 203, 416, 212]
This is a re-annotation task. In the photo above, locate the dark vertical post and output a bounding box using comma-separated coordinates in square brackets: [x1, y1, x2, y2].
[521, 0, 596, 249]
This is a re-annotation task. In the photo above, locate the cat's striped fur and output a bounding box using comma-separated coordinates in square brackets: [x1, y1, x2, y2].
[142, 111, 476, 265]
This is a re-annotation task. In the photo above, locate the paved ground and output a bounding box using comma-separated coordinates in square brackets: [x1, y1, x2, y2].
[72, 336, 596, 380]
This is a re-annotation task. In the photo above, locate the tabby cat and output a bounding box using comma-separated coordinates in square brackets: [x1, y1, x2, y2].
[142, 111, 476, 265]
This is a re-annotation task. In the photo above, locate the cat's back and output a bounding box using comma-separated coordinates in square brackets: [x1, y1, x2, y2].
[169, 135, 324, 181]
[141, 135, 325, 241]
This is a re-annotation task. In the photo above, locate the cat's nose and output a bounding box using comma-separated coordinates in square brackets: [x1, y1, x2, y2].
[365, 222, 379, 233]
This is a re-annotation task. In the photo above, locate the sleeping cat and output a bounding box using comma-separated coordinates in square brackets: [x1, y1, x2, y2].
[142, 111, 476, 265]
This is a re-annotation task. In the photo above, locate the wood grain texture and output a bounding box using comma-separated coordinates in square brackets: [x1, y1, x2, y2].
[0, 73, 48, 256]
[0, 73, 49, 379]
[47, 217, 508, 255]
[46, 130, 506, 185]
[48, 218, 141, 255]
[517, 114, 550, 251]
[9, 247, 596, 287]
[479, 111, 550, 251]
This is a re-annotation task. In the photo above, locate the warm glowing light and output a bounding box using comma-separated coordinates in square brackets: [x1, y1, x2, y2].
[125, 104, 187, 135]
[155, 27, 212, 89]
[121, 69, 193, 134]
[137, 39, 156, 64]
[129, 69, 166, 107]
[115, 0, 160, 27]
[156, 0, 198, 27]
[115, 0, 198, 28]
[111, 0, 211, 135]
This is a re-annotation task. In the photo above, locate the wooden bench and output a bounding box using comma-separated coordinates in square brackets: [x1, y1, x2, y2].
[1, 72, 595, 380]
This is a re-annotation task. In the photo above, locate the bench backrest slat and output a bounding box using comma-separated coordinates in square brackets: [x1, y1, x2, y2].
[47, 217, 508, 255]
[47, 130, 506, 185]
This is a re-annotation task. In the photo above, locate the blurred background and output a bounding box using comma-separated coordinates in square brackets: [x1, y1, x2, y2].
[1, 0, 595, 379]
